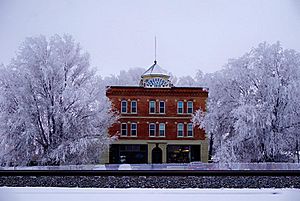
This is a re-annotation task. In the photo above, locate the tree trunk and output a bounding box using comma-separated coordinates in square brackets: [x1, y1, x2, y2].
[296, 139, 299, 163]
[208, 133, 214, 162]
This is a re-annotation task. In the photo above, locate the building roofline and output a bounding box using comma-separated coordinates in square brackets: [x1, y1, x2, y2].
[106, 85, 208, 90]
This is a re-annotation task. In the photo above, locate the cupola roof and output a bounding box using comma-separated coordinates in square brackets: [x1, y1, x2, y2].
[141, 61, 169, 77]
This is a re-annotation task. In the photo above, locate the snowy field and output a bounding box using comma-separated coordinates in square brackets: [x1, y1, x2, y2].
[0, 187, 300, 201]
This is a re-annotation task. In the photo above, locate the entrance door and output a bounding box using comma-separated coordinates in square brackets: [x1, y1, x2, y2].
[152, 146, 162, 163]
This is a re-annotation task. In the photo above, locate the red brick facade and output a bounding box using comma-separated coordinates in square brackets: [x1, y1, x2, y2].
[107, 86, 207, 141]
[106, 86, 208, 164]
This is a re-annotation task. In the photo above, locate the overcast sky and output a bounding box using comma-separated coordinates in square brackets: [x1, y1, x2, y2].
[0, 0, 300, 77]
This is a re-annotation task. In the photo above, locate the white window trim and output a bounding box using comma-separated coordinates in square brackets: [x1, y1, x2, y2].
[149, 123, 156, 137]
[187, 123, 193, 137]
[159, 101, 165, 114]
[159, 123, 165, 137]
[121, 123, 127, 136]
[121, 100, 127, 114]
[177, 101, 184, 114]
[177, 123, 184, 137]
[131, 100, 137, 114]
[149, 101, 156, 114]
[131, 123, 137, 137]
[187, 101, 193, 114]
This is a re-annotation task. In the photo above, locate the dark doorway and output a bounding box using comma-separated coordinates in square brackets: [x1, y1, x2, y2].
[152, 146, 162, 163]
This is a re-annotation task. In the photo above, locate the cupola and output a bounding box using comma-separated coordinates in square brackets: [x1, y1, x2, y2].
[139, 60, 173, 88]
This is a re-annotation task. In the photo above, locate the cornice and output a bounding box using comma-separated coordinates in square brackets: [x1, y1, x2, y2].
[107, 87, 207, 97]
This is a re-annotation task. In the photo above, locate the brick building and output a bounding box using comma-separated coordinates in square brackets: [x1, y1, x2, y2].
[104, 61, 208, 164]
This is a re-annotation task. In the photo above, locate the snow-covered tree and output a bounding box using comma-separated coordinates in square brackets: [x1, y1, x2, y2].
[193, 42, 300, 163]
[176, 70, 207, 87]
[103, 67, 146, 86]
[0, 35, 116, 166]
[176, 75, 197, 86]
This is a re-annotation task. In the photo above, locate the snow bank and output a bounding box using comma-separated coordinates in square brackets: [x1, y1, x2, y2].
[0, 187, 299, 201]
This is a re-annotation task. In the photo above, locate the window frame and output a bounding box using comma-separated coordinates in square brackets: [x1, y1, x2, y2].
[131, 123, 137, 137]
[149, 123, 156, 137]
[187, 101, 193, 114]
[187, 123, 193, 137]
[159, 123, 165, 137]
[177, 123, 184, 137]
[121, 100, 127, 114]
[121, 123, 127, 136]
[149, 101, 156, 114]
[177, 101, 184, 114]
[131, 100, 137, 114]
[159, 101, 165, 114]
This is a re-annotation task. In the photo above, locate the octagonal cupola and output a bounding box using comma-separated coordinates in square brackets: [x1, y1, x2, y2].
[140, 60, 173, 88]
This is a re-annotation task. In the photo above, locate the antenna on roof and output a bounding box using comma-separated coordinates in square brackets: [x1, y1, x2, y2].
[154, 36, 157, 64]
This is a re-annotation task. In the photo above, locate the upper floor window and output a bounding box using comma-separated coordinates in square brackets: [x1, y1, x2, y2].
[177, 123, 184, 137]
[121, 123, 127, 136]
[131, 101, 137, 113]
[131, 123, 137, 136]
[121, 100, 127, 113]
[159, 101, 165, 114]
[187, 101, 193, 114]
[177, 101, 183, 114]
[187, 123, 193, 137]
[159, 123, 165, 137]
[149, 123, 156, 137]
[149, 101, 156, 114]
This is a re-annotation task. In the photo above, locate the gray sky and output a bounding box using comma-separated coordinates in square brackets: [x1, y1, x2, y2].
[0, 0, 300, 77]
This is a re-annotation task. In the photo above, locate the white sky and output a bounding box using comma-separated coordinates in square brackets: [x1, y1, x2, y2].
[0, 0, 300, 77]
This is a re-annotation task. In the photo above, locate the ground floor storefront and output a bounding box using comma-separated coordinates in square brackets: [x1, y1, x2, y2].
[106, 140, 208, 164]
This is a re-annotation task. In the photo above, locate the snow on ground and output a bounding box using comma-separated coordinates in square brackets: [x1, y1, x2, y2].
[1, 162, 300, 170]
[0, 187, 299, 201]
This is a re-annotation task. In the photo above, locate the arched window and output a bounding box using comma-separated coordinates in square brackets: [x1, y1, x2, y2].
[121, 123, 127, 136]
[159, 101, 165, 114]
[177, 123, 184, 137]
[177, 101, 183, 114]
[131, 100, 137, 113]
[187, 123, 193, 137]
[187, 101, 193, 114]
[149, 123, 156, 137]
[131, 123, 137, 136]
[121, 100, 127, 113]
[159, 123, 165, 137]
[149, 101, 156, 113]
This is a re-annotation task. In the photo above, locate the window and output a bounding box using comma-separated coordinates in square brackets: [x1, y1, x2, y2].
[131, 123, 137, 136]
[149, 101, 156, 113]
[149, 123, 156, 137]
[177, 101, 183, 114]
[159, 101, 165, 114]
[159, 123, 165, 137]
[121, 100, 127, 113]
[177, 123, 184, 137]
[121, 123, 127, 136]
[187, 101, 193, 114]
[131, 101, 137, 113]
[187, 123, 193, 137]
